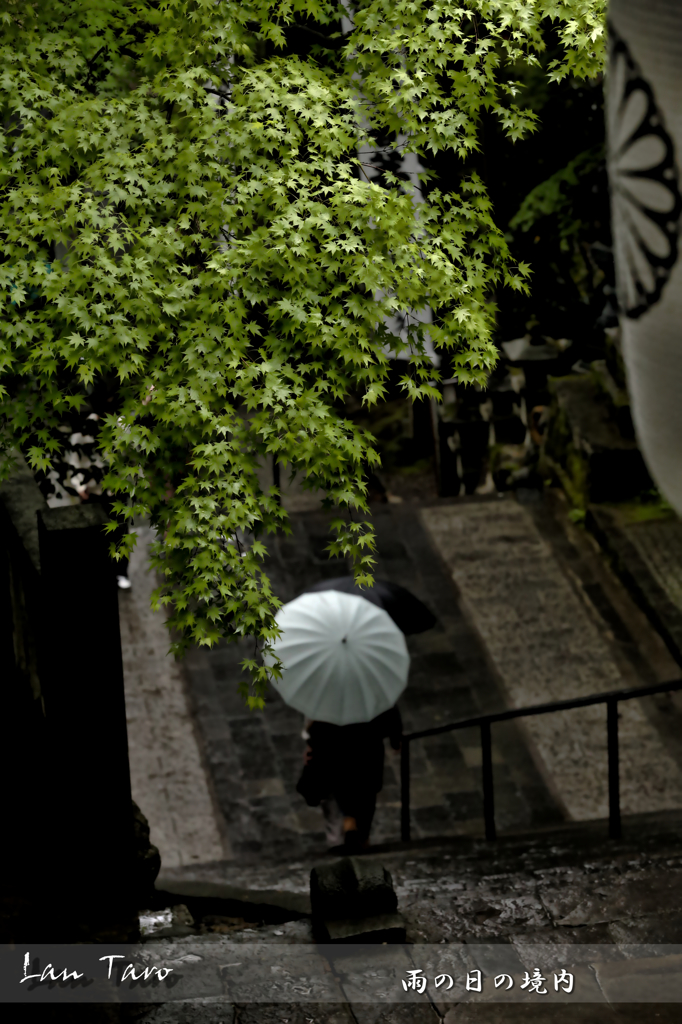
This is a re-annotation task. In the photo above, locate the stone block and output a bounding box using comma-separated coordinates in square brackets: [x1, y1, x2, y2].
[321, 912, 407, 943]
[310, 857, 405, 942]
[310, 857, 398, 921]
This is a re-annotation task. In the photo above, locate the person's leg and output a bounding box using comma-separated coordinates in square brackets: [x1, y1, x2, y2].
[320, 797, 344, 848]
[342, 793, 377, 850]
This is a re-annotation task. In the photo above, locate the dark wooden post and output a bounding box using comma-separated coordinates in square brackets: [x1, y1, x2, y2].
[607, 698, 622, 840]
[36, 503, 136, 923]
[481, 720, 497, 841]
[2, 469, 145, 939]
[400, 740, 411, 842]
[0, 476, 49, 921]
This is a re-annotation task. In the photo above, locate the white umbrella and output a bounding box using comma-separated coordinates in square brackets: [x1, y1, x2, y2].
[266, 590, 410, 725]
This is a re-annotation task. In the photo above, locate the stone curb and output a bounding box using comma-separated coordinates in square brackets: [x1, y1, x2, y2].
[587, 505, 682, 670]
[153, 878, 312, 922]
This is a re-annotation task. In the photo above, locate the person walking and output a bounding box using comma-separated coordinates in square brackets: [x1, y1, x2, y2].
[265, 588, 432, 850]
[297, 705, 403, 850]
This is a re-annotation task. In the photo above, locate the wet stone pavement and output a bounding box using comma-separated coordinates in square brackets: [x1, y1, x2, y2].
[52, 815, 682, 1024]
[182, 502, 562, 866]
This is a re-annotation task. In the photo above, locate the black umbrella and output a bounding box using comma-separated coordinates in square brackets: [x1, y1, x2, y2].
[303, 576, 437, 635]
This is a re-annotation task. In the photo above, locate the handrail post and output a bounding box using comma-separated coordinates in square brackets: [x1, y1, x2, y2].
[480, 720, 496, 841]
[401, 680, 682, 847]
[607, 698, 621, 840]
[400, 738, 411, 843]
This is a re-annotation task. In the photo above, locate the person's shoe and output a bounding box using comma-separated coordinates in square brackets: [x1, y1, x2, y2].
[343, 817, 367, 851]
[343, 831, 370, 852]
[117, 575, 132, 590]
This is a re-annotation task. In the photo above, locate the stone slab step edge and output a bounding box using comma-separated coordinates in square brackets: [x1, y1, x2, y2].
[153, 877, 311, 921]
[153, 806, 682, 922]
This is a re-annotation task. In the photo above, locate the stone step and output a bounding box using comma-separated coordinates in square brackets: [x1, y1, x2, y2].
[120, 808, 682, 1024]
[151, 806, 682, 922]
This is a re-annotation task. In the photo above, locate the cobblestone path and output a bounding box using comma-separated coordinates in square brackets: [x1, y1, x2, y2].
[180, 502, 562, 865]
[122, 497, 682, 873]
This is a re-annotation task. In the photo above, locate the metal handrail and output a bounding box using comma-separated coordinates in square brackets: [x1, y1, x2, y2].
[400, 678, 682, 843]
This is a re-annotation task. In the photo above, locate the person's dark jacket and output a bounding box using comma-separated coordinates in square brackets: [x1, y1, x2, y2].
[296, 706, 402, 808]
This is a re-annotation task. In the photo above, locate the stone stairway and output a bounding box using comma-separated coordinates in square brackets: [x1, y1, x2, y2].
[21, 812, 682, 1023]
[150, 807, 682, 943]
[118, 487, 682, 1024]
[131, 810, 682, 1023]
[122, 494, 682, 880]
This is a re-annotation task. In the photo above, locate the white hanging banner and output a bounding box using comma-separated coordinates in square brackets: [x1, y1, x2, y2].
[606, 1, 682, 513]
